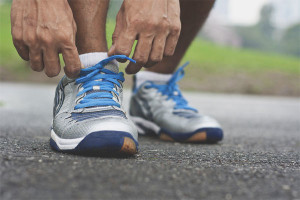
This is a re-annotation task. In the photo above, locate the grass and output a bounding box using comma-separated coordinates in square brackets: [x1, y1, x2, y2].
[185, 39, 300, 74]
[0, 4, 25, 72]
[1, 3, 299, 96]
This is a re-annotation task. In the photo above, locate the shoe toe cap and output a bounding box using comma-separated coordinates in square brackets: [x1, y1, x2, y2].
[54, 117, 138, 142]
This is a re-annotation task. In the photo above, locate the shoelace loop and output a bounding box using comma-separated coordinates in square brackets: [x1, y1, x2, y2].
[145, 62, 197, 112]
[74, 55, 135, 110]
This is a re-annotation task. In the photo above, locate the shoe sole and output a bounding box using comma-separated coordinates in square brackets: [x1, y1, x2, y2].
[130, 116, 223, 143]
[50, 129, 138, 155]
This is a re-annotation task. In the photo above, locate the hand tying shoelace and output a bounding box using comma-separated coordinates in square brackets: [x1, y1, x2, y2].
[145, 62, 197, 112]
[75, 55, 135, 110]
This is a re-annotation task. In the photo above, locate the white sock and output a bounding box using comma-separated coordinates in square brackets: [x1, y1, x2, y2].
[79, 52, 108, 68]
[135, 71, 172, 89]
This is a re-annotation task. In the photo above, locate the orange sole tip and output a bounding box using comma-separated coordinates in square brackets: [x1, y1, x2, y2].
[120, 137, 138, 155]
[159, 131, 207, 143]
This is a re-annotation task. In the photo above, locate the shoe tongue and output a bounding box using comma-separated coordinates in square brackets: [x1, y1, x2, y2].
[103, 59, 119, 74]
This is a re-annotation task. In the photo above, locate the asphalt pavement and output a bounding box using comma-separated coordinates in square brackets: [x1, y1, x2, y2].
[0, 82, 299, 200]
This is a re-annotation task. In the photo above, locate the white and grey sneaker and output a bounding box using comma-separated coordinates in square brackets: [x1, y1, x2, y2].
[50, 55, 138, 155]
[129, 63, 223, 143]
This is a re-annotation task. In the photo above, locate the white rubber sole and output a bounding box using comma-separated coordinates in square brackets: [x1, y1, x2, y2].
[50, 129, 85, 150]
[130, 115, 222, 135]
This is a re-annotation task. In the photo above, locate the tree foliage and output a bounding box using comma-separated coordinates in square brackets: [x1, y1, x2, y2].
[280, 23, 300, 57]
[234, 3, 299, 57]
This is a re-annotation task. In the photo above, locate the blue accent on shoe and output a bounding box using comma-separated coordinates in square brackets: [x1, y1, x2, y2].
[75, 131, 138, 152]
[172, 111, 200, 119]
[50, 131, 139, 153]
[50, 138, 60, 151]
[145, 62, 197, 112]
[71, 110, 127, 121]
[205, 128, 223, 142]
[159, 127, 223, 143]
[75, 55, 136, 110]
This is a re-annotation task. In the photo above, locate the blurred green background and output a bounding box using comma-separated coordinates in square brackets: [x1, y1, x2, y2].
[0, 1, 299, 96]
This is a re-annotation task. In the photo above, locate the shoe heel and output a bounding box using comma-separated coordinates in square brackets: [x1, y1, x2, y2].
[130, 116, 160, 135]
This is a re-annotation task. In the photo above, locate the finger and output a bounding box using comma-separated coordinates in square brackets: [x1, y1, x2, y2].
[164, 24, 181, 56]
[145, 34, 167, 68]
[14, 41, 30, 61]
[62, 47, 81, 79]
[43, 48, 61, 77]
[165, 0, 181, 56]
[114, 29, 137, 63]
[11, 25, 29, 60]
[108, 44, 116, 57]
[164, 31, 180, 57]
[126, 36, 153, 74]
[11, 0, 29, 61]
[29, 47, 44, 72]
[108, 10, 123, 57]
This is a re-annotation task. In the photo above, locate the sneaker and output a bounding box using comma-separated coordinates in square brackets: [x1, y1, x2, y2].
[50, 55, 138, 155]
[129, 62, 223, 143]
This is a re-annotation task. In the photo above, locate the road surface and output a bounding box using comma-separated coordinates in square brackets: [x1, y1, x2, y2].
[0, 82, 299, 200]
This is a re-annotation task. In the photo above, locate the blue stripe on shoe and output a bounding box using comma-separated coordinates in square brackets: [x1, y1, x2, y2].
[75, 131, 138, 152]
[50, 138, 61, 151]
[71, 110, 127, 121]
[50, 131, 138, 153]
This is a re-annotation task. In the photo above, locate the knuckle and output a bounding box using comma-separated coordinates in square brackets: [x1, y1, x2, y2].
[58, 34, 70, 43]
[37, 30, 54, 45]
[23, 35, 36, 46]
[135, 55, 147, 64]
[170, 24, 181, 35]
[164, 48, 175, 57]
[150, 54, 163, 62]
[147, 21, 159, 29]
[130, 18, 143, 26]
[165, 51, 174, 57]
[40, 36, 53, 45]
[160, 20, 170, 30]
[46, 69, 59, 77]
[115, 45, 130, 56]
[57, 30, 73, 43]
[156, 43, 165, 52]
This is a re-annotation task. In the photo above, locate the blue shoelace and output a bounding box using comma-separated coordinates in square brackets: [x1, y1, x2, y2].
[74, 55, 135, 110]
[145, 62, 197, 112]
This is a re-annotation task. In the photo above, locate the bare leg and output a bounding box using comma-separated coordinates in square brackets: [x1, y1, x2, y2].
[68, 0, 109, 54]
[147, 0, 215, 74]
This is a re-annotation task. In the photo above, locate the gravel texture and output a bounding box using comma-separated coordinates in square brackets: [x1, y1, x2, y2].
[0, 82, 299, 200]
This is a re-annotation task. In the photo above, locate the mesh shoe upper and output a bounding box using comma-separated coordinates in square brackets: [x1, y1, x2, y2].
[130, 62, 221, 134]
[52, 56, 138, 141]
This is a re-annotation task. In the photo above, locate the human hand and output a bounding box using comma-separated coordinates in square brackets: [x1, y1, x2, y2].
[11, 0, 81, 78]
[108, 0, 181, 74]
